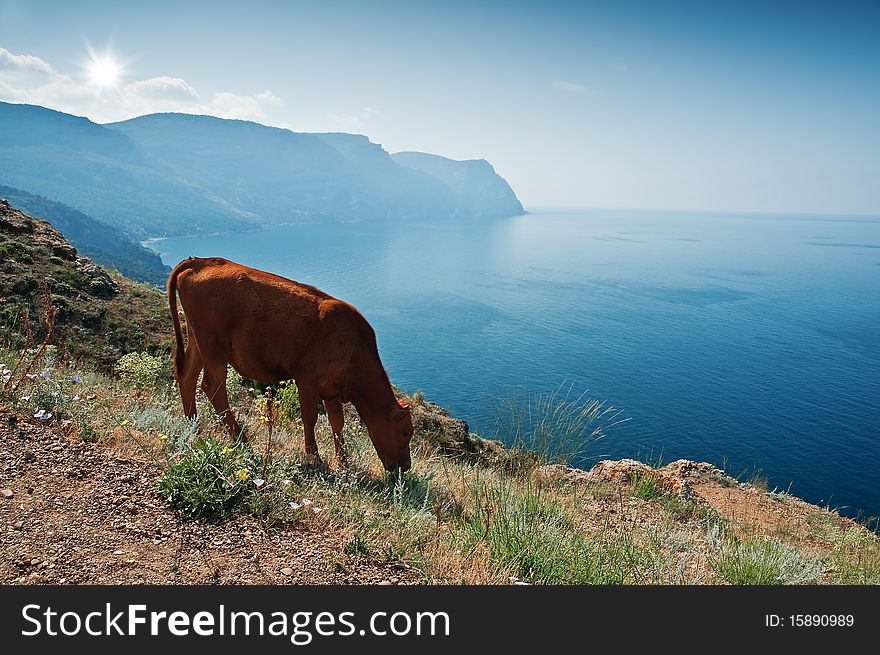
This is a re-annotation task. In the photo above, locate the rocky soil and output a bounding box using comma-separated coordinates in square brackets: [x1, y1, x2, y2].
[0, 408, 418, 585]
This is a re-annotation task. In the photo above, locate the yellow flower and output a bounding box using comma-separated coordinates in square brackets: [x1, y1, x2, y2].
[235, 468, 250, 482]
[220, 447, 234, 456]
[120, 419, 130, 426]
[158, 433, 169, 442]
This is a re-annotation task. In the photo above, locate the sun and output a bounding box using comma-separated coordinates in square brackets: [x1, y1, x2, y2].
[88, 55, 121, 88]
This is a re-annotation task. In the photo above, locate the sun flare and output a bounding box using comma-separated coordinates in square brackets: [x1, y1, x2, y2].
[87, 55, 120, 88]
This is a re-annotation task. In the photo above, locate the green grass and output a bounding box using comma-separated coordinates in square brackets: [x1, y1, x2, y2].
[630, 470, 664, 501]
[459, 482, 661, 584]
[708, 525, 824, 585]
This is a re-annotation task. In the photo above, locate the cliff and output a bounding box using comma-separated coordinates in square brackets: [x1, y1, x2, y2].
[0, 102, 525, 239]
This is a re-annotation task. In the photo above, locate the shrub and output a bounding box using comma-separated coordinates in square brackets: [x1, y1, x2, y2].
[114, 351, 165, 390]
[275, 380, 301, 422]
[158, 437, 255, 518]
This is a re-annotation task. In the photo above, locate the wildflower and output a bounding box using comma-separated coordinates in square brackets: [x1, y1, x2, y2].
[289, 502, 301, 510]
[71, 395, 80, 402]
[41, 369, 50, 379]
[20, 395, 30, 402]
[301, 498, 313, 506]
[220, 446, 234, 456]
[312, 507, 322, 514]
[253, 478, 265, 488]
[235, 468, 250, 482]
[33, 409, 52, 420]
[120, 419, 130, 426]
[158, 433, 169, 442]
[25, 373, 37, 380]
[71, 375, 82, 384]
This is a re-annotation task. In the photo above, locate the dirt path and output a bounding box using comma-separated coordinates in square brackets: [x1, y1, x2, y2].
[0, 409, 419, 585]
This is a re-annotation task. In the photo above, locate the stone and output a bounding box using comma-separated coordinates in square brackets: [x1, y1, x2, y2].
[280, 567, 293, 576]
[1, 489, 13, 499]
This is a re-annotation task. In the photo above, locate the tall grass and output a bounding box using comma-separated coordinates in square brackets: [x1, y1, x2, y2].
[489, 382, 629, 466]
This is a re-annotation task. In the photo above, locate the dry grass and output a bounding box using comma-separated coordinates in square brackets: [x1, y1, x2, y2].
[2, 344, 879, 585]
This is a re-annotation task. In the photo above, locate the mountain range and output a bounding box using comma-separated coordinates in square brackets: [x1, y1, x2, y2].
[0, 102, 524, 244]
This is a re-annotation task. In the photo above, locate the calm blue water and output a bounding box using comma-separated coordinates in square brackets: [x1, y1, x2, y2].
[150, 209, 880, 519]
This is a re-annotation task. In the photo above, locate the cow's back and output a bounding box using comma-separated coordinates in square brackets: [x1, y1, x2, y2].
[175, 257, 347, 381]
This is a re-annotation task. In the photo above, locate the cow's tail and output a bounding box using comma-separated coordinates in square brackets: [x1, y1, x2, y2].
[167, 259, 191, 378]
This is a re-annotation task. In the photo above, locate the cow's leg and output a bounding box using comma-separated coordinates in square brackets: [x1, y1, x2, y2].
[201, 362, 244, 443]
[324, 398, 347, 467]
[297, 382, 323, 467]
[176, 340, 204, 420]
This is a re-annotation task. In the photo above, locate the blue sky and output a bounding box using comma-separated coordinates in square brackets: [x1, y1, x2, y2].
[1, 0, 878, 213]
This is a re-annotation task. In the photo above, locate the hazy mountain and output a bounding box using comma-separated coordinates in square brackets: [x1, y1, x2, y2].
[0, 102, 524, 239]
[0, 103, 255, 238]
[392, 152, 524, 217]
[0, 185, 169, 285]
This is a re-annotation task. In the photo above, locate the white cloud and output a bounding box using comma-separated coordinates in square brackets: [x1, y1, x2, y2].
[0, 48, 59, 77]
[552, 80, 588, 95]
[326, 106, 380, 130]
[211, 89, 282, 121]
[125, 76, 200, 102]
[0, 47, 285, 125]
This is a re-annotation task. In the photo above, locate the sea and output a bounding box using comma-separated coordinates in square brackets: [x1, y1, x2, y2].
[149, 208, 880, 519]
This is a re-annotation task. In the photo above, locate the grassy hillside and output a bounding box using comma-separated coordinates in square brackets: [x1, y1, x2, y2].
[0, 185, 170, 285]
[0, 199, 170, 369]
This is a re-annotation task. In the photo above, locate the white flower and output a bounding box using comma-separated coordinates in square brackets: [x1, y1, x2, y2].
[312, 507, 323, 514]
[33, 409, 52, 420]
[289, 502, 302, 510]
[301, 498, 313, 506]
[253, 478, 265, 488]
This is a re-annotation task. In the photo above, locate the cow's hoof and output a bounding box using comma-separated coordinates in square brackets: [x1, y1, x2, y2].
[303, 452, 324, 469]
[334, 454, 349, 470]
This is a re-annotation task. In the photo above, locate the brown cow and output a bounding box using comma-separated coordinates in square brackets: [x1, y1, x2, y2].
[167, 257, 412, 471]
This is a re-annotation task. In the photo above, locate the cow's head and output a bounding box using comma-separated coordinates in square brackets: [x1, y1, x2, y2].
[368, 401, 413, 472]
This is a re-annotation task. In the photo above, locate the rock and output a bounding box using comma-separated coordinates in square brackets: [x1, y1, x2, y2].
[75, 257, 118, 298]
[23, 451, 36, 463]
[13, 521, 23, 530]
[280, 567, 294, 576]
[1, 489, 13, 499]
[534, 463, 592, 486]
[409, 399, 507, 464]
[51, 445, 63, 452]
[113, 549, 125, 555]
